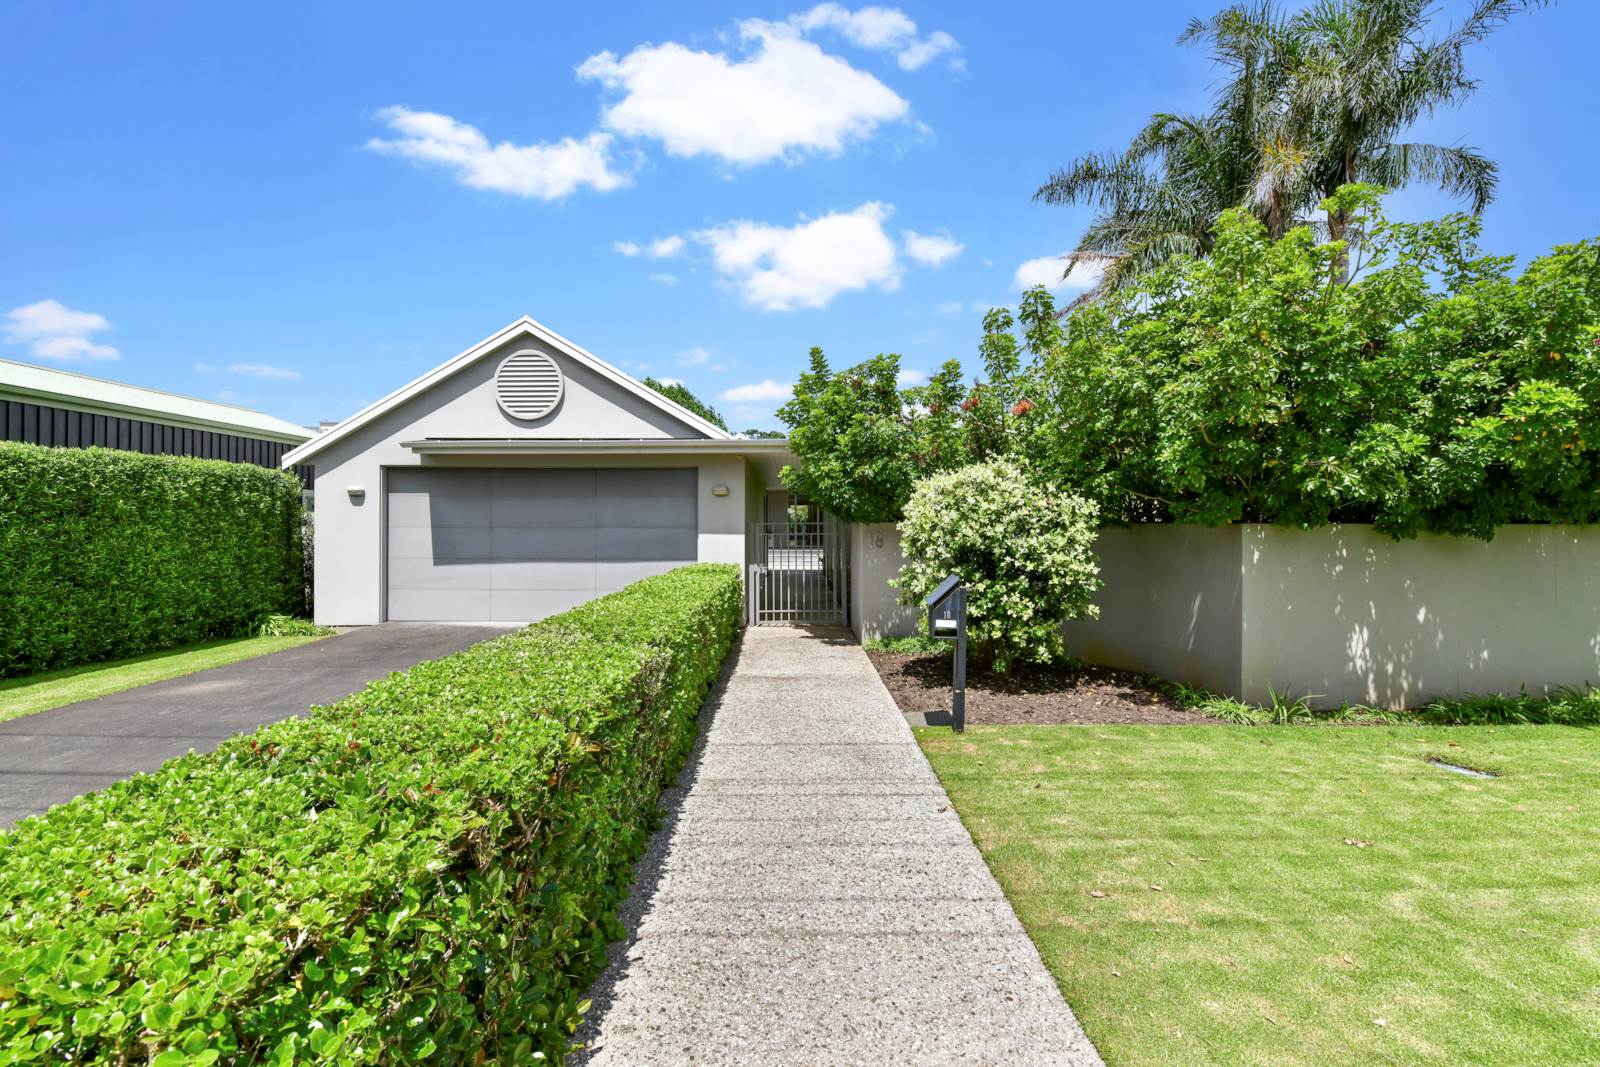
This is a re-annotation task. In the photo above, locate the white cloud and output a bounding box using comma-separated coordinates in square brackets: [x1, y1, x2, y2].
[693, 201, 901, 311]
[934, 300, 964, 315]
[366, 106, 628, 200]
[720, 380, 793, 403]
[613, 240, 642, 257]
[1013, 253, 1106, 293]
[902, 228, 963, 267]
[227, 362, 301, 380]
[577, 25, 908, 166]
[897, 368, 928, 385]
[648, 272, 679, 286]
[3, 300, 119, 361]
[788, 4, 962, 70]
[679, 346, 712, 366]
[647, 235, 686, 258]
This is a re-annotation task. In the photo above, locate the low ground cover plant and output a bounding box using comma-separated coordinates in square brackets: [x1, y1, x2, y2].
[0, 443, 305, 677]
[0, 564, 741, 1065]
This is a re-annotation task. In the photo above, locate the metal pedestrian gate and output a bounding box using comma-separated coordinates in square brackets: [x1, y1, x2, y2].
[746, 516, 850, 625]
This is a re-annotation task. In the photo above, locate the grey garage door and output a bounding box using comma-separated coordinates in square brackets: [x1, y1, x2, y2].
[386, 468, 698, 622]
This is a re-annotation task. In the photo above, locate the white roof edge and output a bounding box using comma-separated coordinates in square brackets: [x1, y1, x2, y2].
[401, 437, 791, 454]
[281, 316, 732, 468]
[0, 358, 312, 443]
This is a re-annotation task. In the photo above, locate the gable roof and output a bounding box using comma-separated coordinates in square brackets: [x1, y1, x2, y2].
[281, 316, 731, 467]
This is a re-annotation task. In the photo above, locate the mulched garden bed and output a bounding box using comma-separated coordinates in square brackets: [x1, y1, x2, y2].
[866, 650, 1223, 725]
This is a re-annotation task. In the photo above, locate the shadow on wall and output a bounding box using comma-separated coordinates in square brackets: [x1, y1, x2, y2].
[1242, 525, 1596, 709]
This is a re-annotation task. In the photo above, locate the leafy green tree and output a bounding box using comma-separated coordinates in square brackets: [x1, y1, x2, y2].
[737, 428, 786, 440]
[1037, 0, 1550, 297]
[893, 458, 1101, 671]
[642, 376, 728, 431]
[1025, 185, 1600, 539]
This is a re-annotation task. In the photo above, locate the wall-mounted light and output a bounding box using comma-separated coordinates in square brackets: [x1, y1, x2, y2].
[347, 486, 366, 503]
[710, 484, 730, 497]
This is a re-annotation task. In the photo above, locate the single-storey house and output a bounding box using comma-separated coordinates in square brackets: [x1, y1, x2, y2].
[283, 317, 805, 626]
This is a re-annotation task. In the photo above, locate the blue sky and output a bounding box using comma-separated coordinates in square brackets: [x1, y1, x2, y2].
[2, 1, 1595, 431]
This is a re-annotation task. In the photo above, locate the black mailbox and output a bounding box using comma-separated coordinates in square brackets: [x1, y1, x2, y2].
[924, 573, 967, 731]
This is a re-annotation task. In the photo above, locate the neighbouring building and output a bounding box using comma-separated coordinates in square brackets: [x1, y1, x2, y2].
[0, 358, 315, 484]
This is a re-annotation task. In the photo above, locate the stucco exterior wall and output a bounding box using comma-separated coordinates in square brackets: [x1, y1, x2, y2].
[1060, 524, 1243, 695]
[1237, 524, 1600, 707]
[849, 523, 920, 642]
[846, 520, 1600, 708]
[309, 337, 749, 626]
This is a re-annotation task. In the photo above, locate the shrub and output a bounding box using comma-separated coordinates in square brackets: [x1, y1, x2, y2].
[893, 458, 1100, 671]
[0, 564, 742, 1065]
[0, 443, 305, 677]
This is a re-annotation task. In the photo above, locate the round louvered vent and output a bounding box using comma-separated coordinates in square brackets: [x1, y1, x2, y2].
[495, 349, 564, 421]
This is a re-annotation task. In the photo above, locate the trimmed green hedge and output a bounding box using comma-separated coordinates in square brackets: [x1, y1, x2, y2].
[0, 564, 741, 1065]
[0, 443, 305, 678]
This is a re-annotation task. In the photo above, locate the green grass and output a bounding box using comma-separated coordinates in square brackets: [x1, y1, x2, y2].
[0, 632, 332, 722]
[917, 724, 1600, 1065]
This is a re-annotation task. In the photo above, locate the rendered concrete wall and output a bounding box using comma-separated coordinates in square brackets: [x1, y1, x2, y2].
[846, 520, 1600, 708]
[849, 523, 920, 642]
[310, 336, 748, 626]
[1238, 524, 1600, 708]
[1060, 524, 1243, 695]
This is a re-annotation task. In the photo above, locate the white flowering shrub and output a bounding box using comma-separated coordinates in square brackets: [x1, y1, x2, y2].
[893, 458, 1101, 671]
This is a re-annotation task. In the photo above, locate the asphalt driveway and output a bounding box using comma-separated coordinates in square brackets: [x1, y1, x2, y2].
[0, 623, 513, 828]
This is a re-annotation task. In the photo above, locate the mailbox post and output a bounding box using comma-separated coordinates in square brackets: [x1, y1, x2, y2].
[924, 574, 967, 732]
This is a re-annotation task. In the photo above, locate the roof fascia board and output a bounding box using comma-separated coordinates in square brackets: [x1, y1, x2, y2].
[400, 438, 790, 456]
[282, 316, 731, 468]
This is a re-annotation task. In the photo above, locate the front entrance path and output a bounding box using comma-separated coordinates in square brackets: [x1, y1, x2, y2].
[575, 626, 1104, 1066]
[0, 623, 512, 828]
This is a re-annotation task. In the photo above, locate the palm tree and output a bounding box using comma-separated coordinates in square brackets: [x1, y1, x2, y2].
[1037, 0, 1550, 296]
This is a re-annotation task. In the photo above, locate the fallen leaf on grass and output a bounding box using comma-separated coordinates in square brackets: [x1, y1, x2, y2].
[1149, 884, 1164, 891]
[1373, 1018, 1388, 1028]
[1343, 838, 1370, 848]
[1089, 890, 1107, 898]
[1342, 954, 1355, 965]
[1111, 970, 1122, 978]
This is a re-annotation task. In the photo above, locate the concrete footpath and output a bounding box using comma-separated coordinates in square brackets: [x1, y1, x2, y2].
[574, 626, 1103, 1066]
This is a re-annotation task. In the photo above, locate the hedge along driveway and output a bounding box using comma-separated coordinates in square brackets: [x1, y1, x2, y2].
[0, 442, 306, 677]
[0, 564, 743, 1065]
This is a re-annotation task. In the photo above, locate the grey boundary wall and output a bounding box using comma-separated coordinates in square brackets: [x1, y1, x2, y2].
[852, 521, 1600, 709]
[0, 399, 314, 485]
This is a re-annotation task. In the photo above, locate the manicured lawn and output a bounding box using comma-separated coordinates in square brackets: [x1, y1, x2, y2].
[0, 633, 332, 722]
[917, 724, 1600, 1066]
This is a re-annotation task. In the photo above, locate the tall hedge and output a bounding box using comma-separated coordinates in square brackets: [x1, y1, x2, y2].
[0, 442, 305, 677]
[0, 564, 742, 1065]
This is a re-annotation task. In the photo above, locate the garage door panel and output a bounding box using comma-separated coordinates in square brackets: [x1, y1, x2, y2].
[389, 469, 494, 495]
[387, 526, 495, 562]
[491, 589, 594, 622]
[598, 469, 696, 497]
[491, 526, 597, 561]
[492, 561, 598, 590]
[595, 494, 695, 528]
[596, 560, 693, 591]
[387, 467, 697, 622]
[388, 557, 494, 591]
[388, 588, 493, 622]
[388, 493, 493, 529]
[491, 496, 599, 528]
[597, 526, 697, 561]
[491, 469, 596, 497]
